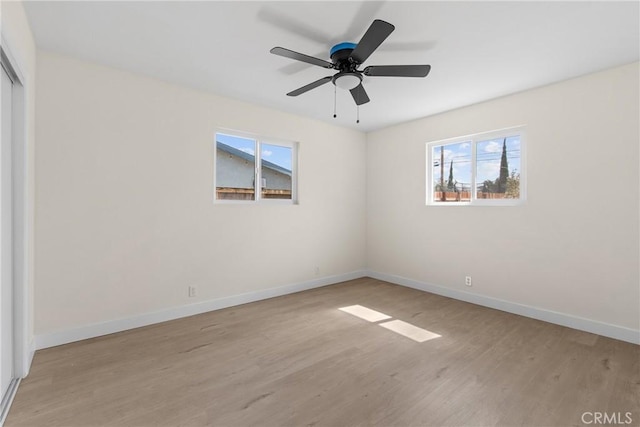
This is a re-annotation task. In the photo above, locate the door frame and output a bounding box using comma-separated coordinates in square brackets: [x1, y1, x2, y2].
[1, 36, 32, 381]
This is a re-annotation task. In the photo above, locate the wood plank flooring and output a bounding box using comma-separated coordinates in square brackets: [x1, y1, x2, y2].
[6, 278, 640, 426]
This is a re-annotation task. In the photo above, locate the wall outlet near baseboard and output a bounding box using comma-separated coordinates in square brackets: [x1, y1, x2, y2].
[465, 276, 472, 287]
[188, 286, 197, 298]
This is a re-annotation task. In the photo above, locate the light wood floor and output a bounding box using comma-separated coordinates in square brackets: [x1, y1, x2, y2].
[6, 278, 640, 426]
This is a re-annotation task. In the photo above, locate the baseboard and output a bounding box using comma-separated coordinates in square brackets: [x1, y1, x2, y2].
[367, 270, 640, 345]
[35, 270, 367, 350]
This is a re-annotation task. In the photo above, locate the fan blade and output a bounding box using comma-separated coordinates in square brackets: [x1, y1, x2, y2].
[350, 84, 370, 105]
[363, 65, 431, 77]
[270, 47, 334, 69]
[287, 76, 333, 97]
[349, 19, 395, 64]
[279, 51, 327, 75]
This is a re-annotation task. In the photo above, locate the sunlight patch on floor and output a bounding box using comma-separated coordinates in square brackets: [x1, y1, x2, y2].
[338, 305, 392, 322]
[338, 305, 442, 343]
[379, 319, 441, 343]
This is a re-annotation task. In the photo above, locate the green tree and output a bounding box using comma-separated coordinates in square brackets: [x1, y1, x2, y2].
[482, 179, 496, 193]
[506, 169, 520, 198]
[497, 138, 509, 193]
[447, 160, 455, 190]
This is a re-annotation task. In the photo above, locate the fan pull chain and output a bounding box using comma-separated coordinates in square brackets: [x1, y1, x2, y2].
[356, 88, 360, 124]
[333, 85, 337, 118]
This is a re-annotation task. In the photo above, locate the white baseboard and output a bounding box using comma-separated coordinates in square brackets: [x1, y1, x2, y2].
[35, 270, 367, 350]
[367, 270, 640, 345]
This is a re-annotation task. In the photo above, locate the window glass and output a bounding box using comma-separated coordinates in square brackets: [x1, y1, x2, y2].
[476, 135, 521, 200]
[214, 132, 298, 203]
[426, 128, 525, 205]
[432, 141, 472, 203]
[216, 134, 256, 201]
[260, 143, 293, 200]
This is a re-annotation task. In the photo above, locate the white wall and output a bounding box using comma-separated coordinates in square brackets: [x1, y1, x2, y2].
[33, 49, 639, 345]
[1, 0, 37, 374]
[35, 51, 366, 337]
[367, 62, 640, 336]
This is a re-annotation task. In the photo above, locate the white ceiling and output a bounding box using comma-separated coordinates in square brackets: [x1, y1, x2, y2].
[23, 1, 640, 132]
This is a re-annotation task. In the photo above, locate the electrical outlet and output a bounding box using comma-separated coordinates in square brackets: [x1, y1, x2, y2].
[188, 285, 197, 298]
[465, 276, 472, 287]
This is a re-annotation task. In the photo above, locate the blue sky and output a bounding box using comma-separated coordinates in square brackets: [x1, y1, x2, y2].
[433, 135, 521, 188]
[217, 133, 292, 171]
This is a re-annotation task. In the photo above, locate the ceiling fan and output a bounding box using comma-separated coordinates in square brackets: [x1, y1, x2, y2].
[270, 19, 431, 108]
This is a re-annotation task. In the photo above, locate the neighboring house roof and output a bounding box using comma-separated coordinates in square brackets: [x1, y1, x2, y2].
[216, 142, 292, 176]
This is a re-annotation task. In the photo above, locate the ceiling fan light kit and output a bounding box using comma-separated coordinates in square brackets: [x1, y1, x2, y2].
[333, 73, 362, 90]
[270, 19, 431, 123]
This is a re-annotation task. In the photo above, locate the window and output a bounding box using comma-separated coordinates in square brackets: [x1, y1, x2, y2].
[427, 127, 525, 205]
[215, 131, 297, 203]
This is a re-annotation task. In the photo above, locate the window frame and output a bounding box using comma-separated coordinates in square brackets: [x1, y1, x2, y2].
[426, 126, 526, 206]
[213, 129, 298, 205]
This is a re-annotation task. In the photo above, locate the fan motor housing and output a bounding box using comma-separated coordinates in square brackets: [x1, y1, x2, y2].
[330, 42, 358, 71]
